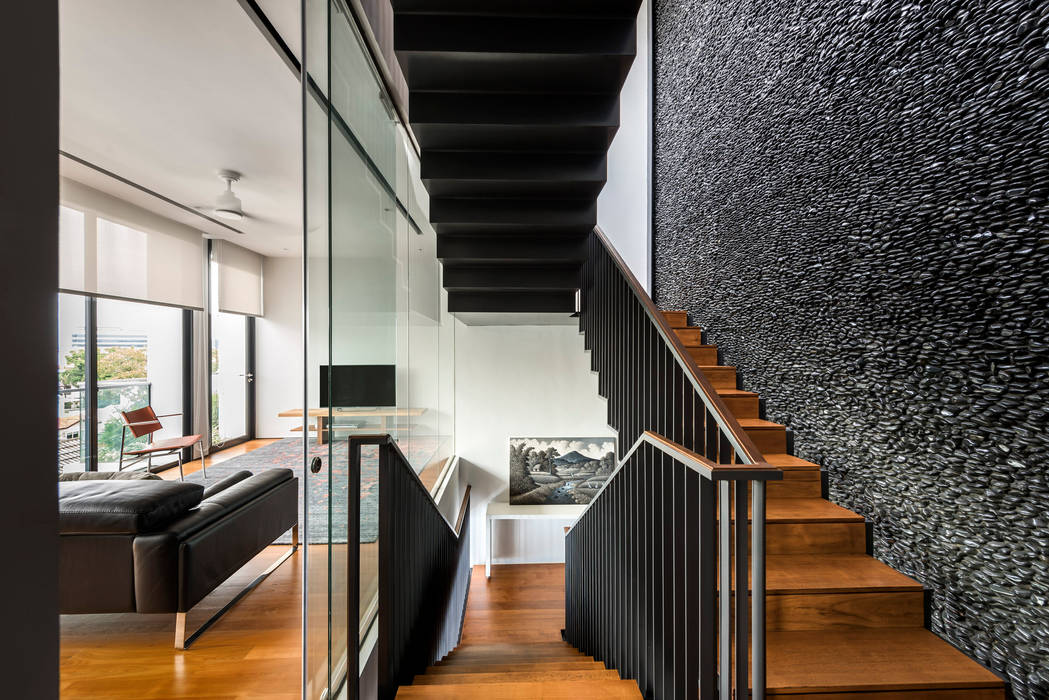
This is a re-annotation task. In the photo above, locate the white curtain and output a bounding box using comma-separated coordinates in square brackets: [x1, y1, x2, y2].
[59, 178, 205, 310]
[214, 239, 264, 317]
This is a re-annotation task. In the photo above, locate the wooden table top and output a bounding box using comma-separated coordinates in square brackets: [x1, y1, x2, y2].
[278, 407, 426, 418]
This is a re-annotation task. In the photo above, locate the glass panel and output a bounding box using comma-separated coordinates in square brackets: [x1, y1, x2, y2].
[57, 293, 87, 473]
[303, 0, 332, 694]
[95, 298, 183, 471]
[302, 3, 457, 696]
[209, 256, 248, 445]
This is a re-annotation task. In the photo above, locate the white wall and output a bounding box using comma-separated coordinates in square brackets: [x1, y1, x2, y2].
[454, 323, 617, 566]
[598, 0, 651, 290]
[256, 255, 303, 438]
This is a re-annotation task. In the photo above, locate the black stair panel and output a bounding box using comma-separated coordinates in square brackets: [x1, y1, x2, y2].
[410, 92, 621, 128]
[395, 15, 636, 55]
[430, 198, 596, 229]
[437, 235, 587, 263]
[399, 52, 634, 94]
[393, 0, 642, 18]
[447, 290, 577, 313]
[443, 263, 582, 291]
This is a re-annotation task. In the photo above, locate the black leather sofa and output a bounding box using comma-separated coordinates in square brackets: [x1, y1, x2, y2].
[59, 468, 298, 648]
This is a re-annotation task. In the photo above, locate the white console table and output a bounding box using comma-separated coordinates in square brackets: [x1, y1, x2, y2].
[485, 502, 587, 578]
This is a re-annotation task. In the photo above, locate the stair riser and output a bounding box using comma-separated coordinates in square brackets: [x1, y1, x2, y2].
[414, 670, 622, 685]
[765, 591, 924, 631]
[767, 522, 867, 555]
[745, 426, 787, 454]
[723, 522, 866, 555]
[426, 662, 606, 675]
[662, 310, 688, 328]
[720, 394, 760, 419]
[674, 327, 703, 344]
[686, 346, 718, 364]
[699, 366, 736, 389]
[766, 470, 821, 498]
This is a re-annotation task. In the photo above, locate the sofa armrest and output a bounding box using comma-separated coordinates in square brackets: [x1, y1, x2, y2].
[178, 474, 298, 611]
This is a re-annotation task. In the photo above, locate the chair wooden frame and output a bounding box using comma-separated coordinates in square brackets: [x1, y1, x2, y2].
[118, 407, 207, 481]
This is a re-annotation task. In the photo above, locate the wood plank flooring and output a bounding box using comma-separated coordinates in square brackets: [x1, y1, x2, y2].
[397, 565, 642, 698]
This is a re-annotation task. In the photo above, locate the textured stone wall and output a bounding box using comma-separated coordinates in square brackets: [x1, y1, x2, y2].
[652, 1, 1049, 695]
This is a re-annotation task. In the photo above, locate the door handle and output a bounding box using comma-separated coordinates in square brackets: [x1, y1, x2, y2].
[310, 457, 322, 474]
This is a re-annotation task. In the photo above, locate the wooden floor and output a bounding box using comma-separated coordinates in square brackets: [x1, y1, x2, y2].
[397, 564, 642, 698]
[65, 440, 450, 699]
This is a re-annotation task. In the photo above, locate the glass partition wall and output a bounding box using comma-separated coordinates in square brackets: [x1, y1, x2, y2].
[302, 3, 455, 698]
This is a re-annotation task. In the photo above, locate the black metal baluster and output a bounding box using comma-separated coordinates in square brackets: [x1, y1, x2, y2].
[734, 480, 749, 700]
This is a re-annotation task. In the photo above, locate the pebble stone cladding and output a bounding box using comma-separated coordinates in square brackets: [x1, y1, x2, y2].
[652, 1, 1049, 695]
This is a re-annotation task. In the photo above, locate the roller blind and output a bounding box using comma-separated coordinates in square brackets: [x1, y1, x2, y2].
[59, 178, 205, 310]
[214, 239, 264, 317]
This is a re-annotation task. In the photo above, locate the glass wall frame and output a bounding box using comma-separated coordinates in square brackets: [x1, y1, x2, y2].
[301, 2, 456, 698]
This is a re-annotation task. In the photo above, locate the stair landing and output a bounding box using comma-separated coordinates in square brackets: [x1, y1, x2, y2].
[397, 565, 641, 698]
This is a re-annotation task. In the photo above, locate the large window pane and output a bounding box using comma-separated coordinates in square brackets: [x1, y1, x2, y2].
[57, 293, 87, 473]
[95, 299, 183, 471]
[210, 310, 248, 445]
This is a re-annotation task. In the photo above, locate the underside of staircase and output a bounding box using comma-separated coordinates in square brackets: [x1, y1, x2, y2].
[394, 0, 642, 314]
[660, 309, 1006, 698]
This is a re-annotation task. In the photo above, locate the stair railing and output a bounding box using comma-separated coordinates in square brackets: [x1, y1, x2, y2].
[565, 431, 781, 700]
[581, 226, 764, 465]
[348, 436, 471, 700]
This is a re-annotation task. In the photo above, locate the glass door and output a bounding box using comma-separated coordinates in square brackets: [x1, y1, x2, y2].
[209, 250, 253, 448]
[303, 1, 401, 697]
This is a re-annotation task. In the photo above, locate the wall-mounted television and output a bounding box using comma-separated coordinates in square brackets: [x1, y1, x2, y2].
[320, 364, 395, 408]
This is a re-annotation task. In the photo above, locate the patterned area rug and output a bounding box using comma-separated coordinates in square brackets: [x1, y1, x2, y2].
[184, 438, 377, 544]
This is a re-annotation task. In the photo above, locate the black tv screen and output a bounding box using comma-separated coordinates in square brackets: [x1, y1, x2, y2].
[320, 364, 395, 408]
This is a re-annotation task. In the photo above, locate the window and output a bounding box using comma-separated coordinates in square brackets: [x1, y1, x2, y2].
[57, 293, 88, 472]
[95, 299, 184, 470]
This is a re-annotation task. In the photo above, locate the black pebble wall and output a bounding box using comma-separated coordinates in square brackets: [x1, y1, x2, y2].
[652, 1, 1049, 695]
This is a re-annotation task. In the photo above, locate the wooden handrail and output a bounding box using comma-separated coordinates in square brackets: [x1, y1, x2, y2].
[454, 485, 471, 537]
[567, 430, 781, 534]
[591, 225, 764, 464]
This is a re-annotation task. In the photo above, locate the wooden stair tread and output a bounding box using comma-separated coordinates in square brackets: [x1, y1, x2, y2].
[723, 498, 863, 523]
[737, 417, 785, 430]
[717, 388, 758, 398]
[766, 628, 1004, 694]
[763, 453, 821, 469]
[397, 679, 643, 698]
[426, 661, 606, 675]
[764, 554, 923, 594]
[413, 670, 622, 685]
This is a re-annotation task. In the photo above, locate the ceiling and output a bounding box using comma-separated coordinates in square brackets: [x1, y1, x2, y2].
[59, 0, 301, 257]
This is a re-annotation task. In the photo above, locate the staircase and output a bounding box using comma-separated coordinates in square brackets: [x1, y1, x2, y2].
[661, 310, 1006, 698]
[393, 0, 643, 314]
[396, 565, 642, 698]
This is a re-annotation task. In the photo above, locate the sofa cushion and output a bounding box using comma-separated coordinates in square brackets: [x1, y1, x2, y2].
[59, 470, 161, 482]
[59, 480, 204, 535]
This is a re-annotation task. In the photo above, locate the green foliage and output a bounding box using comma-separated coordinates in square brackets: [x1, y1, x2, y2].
[59, 346, 148, 387]
[210, 393, 220, 444]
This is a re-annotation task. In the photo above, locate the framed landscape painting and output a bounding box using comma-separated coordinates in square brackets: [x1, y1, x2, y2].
[509, 437, 618, 506]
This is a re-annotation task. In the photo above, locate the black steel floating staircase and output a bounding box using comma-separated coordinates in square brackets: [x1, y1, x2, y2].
[385, 2, 1007, 699]
[394, 0, 642, 313]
